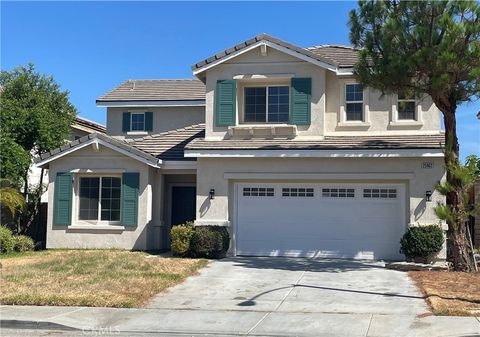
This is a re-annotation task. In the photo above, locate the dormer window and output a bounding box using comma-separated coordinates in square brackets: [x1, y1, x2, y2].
[397, 91, 416, 120]
[131, 113, 145, 131]
[244, 86, 289, 123]
[345, 84, 364, 121]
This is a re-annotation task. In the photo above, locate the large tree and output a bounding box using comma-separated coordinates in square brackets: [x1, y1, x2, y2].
[349, 0, 479, 271]
[0, 64, 76, 230]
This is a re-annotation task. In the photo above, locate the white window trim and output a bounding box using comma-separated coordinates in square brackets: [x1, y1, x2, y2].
[73, 174, 122, 227]
[242, 84, 290, 124]
[339, 82, 370, 126]
[391, 93, 423, 125]
[130, 112, 146, 132]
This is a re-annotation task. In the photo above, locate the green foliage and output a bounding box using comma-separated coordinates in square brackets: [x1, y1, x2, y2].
[170, 223, 194, 257]
[349, 1, 480, 104]
[465, 155, 480, 177]
[189, 226, 230, 259]
[13, 235, 35, 252]
[0, 179, 25, 218]
[0, 136, 30, 186]
[0, 63, 76, 183]
[400, 225, 445, 259]
[0, 226, 15, 253]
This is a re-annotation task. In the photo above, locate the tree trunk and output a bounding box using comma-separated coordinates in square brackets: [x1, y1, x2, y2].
[442, 102, 474, 272]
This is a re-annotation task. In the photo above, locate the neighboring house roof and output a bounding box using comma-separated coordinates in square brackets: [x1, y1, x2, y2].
[185, 134, 445, 151]
[126, 124, 205, 161]
[72, 117, 106, 134]
[306, 45, 359, 69]
[96, 79, 205, 103]
[35, 133, 161, 168]
[191, 33, 359, 78]
[35, 123, 206, 167]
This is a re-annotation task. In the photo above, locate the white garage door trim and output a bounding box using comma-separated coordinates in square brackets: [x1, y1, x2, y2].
[234, 182, 406, 260]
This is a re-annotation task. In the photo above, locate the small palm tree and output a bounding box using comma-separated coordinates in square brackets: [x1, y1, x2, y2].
[0, 179, 25, 216]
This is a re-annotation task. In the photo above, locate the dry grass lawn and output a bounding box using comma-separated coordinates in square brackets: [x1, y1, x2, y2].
[0, 250, 207, 308]
[409, 270, 480, 316]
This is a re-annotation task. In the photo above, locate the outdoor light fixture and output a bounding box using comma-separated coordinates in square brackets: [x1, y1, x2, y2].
[209, 189, 215, 200]
[425, 190, 433, 202]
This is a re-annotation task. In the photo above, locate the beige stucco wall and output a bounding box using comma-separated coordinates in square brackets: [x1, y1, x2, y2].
[205, 47, 326, 139]
[106, 106, 205, 139]
[46, 145, 158, 250]
[203, 45, 442, 140]
[195, 156, 446, 256]
[324, 72, 441, 135]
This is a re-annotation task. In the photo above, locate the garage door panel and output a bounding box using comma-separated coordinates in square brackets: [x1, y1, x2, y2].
[236, 183, 405, 260]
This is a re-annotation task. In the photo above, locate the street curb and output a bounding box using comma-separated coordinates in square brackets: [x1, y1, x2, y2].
[0, 319, 80, 331]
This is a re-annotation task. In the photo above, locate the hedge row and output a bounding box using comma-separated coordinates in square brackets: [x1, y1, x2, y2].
[0, 226, 35, 253]
[171, 223, 229, 259]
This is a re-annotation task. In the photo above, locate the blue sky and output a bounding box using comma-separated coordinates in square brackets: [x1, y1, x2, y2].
[2, 1, 478, 160]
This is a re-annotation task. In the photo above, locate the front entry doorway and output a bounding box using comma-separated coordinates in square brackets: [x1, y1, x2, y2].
[171, 186, 196, 226]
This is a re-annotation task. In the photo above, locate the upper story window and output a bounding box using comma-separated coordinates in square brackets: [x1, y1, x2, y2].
[397, 91, 416, 120]
[78, 176, 121, 222]
[131, 113, 145, 131]
[345, 84, 363, 121]
[244, 86, 289, 123]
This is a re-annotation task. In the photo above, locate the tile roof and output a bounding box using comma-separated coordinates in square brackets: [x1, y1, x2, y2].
[96, 79, 205, 102]
[306, 45, 360, 68]
[192, 33, 342, 73]
[35, 133, 160, 166]
[35, 124, 206, 166]
[72, 117, 106, 133]
[185, 134, 445, 151]
[126, 123, 205, 161]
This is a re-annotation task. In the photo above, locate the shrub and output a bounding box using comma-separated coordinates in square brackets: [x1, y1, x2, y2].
[13, 235, 35, 252]
[190, 226, 230, 259]
[170, 223, 194, 257]
[400, 225, 444, 259]
[0, 225, 15, 253]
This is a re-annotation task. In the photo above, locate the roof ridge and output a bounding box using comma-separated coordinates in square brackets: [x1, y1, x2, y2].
[306, 44, 358, 50]
[126, 78, 202, 82]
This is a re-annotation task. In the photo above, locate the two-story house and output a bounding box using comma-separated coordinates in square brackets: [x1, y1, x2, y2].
[35, 34, 446, 260]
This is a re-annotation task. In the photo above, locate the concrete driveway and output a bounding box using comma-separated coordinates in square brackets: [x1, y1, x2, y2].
[3, 257, 480, 336]
[147, 257, 428, 315]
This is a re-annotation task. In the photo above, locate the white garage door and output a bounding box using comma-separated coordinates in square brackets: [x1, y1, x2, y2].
[236, 183, 406, 260]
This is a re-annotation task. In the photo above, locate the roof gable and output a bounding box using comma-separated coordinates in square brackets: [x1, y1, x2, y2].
[192, 34, 355, 80]
[35, 133, 161, 168]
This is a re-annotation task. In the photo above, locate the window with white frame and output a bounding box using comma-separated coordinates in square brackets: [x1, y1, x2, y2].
[131, 113, 145, 131]
[397, 91, 416, 120]
[363, 188, 397, 199]
[242, 187, 275, 197]
[79, 176, 121, 222]
[322, 188, 355, 198]
[282, 188, 314, 197]
[244, 86, 289, 123]
[345, 84, 364, 121]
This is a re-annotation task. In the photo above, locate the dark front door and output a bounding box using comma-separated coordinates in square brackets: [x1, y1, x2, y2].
[171, 186, 196, 226]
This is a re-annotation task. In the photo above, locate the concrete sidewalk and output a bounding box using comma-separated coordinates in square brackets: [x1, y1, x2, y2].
[1, 305, 479, 337]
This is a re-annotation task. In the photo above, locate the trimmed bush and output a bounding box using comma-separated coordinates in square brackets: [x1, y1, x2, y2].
[0, 226, 15, 253]
[190, 226, 230, 259]
[13, 235, 35, 252]
[400, 225, 444, 260]
[170, 223, 194, 257]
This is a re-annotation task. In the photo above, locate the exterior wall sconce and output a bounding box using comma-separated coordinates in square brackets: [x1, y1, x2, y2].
[209, 189, 215, 200]
[426, 190, 433, 202]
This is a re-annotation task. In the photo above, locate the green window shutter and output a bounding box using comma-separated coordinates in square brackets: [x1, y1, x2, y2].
[122, 112, 131, 132]
[215, 80, 236, 127]
[290, 78, 312, 125]
[53, 172, 73, 226]
[121, 172, 139, 227]
[145, 112, 153, 132]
